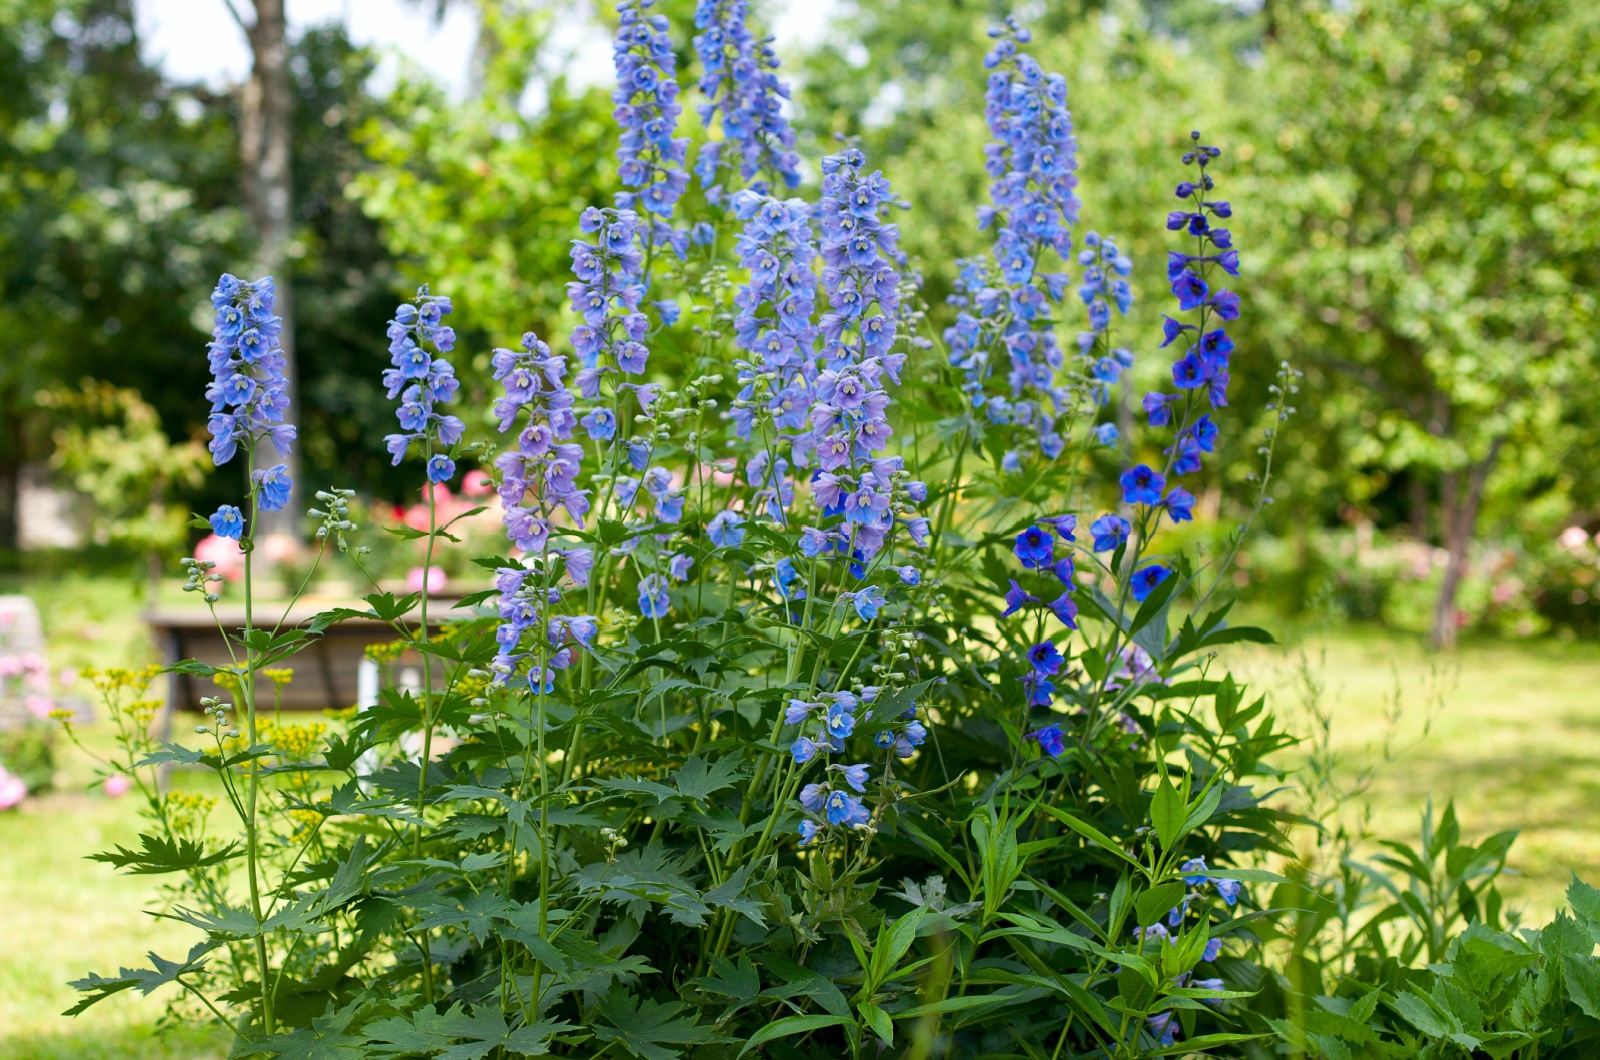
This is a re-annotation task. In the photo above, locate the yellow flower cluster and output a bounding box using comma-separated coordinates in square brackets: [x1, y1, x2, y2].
[365, 640, 405, 663]
[262, 668, 294, 688]
[165, 790, 217, 835]
[85, 665, 161, 697]
[288, 807, 322, 844]
[272, 721, 328, 762]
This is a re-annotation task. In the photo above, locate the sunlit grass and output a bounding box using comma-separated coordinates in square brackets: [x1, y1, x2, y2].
[1222, 624, 1600, 920]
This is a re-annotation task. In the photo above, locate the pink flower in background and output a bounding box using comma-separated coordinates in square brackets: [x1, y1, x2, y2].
[461, 469, 492, 497]
[259, 533, 302, 566]
[0, 766, 25, 810]
[25, 696, 53, 720]
[1560, 526, 1591, 554]
[194, 533, 247, 582]
[104, 774, 132, 798]
[407, 567, 447, 594]
[58, 667, 77, 689]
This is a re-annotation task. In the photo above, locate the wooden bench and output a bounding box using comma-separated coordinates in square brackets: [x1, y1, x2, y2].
[147, 599, 462, 732]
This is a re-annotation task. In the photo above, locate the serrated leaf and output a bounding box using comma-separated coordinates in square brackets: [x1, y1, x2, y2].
[65, 940, 216, 1015]
[671, 753, 744, 802]
[366, 1002, 567, 1059]
[593, 990, 718, 1060]
[89, 833, 240, 875]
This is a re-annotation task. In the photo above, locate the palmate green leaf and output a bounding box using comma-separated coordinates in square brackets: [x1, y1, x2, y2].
[671, 752, 745, 801]
[594, 990, 720, 1060]
[702, 863, 768, 927]
[365, 1002, 568, 1059]
[760, 957, 853, 1019]
[686, 955, 761, 1004]
[89, 832, 240, 875]
[234, 998, 372, 1060]
[65, 940, 216, 1015]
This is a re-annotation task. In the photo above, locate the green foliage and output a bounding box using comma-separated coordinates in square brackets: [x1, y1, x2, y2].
[37, 380, 209, 564]
[348, 4, 621, 398]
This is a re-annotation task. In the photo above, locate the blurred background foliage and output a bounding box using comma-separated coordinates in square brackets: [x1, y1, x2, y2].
[1, 0, 1597, 642]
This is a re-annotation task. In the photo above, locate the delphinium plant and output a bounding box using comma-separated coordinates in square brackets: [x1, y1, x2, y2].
[67, 6, 1600, 1060]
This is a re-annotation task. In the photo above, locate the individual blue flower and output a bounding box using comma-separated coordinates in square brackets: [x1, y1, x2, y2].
[707, 509, 745, 548]
[799, 782, 828, 813]
[1090, 514, 1130, 552]
[637, 572, 671, 618]
[1047, 591, 1078, 630]
[1001, 579, 1037, 618]
[1130, 564, 1172, 602]
[896, 566, 921, 586]
[1027, 641, 1063, 675]
[252, 464, 292, 512]
[1024, 673, 1055, 706]
[798, 819, 821, 845]
[1202, 938, 1223, 962]
[1164, 487, 1195, 523]
[1143, 392, 1174, 427]
[1215, 878, 1242, 906]
[1181, 856, 1209, 885]
[1049, 556, 1075, 585]
[1027, 724, 1066, 758]
[790, 736, 818, 764]
[580, 408, 617, 441]
[835, 762, 869, 792]
[1013, 525, 1055, 569]
[426, 454, 456, 484]
[775, 557, 805, 600]
[1146, 1013, 1178, 1048]
[209, 504, 244, 540]
[823, 788, 870, 828]
[1041, 514, 1077, 541]
[668, 553, 695, 581]
[850, 585, 887, 621]
[823, 699, 857, 740]
[798, 527, 829, 557]
[1119, 464, 1166, 506]
[1094, 423, 1118, 446]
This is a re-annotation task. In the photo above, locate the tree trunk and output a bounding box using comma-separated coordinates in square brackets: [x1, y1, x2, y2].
[0, 411, 20, 553]
[238, 0, 300, 537]
[1429, 438, 1503, 650]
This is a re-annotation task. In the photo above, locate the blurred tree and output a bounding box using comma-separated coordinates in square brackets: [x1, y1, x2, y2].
[1241, 0, 1600, 647]
[285, 25, 414, 504]
[36, 379, 209, 592]
[0, 0, 244, 557]
[348, 1, 620, 427]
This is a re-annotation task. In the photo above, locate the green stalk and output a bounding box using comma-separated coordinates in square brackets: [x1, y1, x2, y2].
[240, 467, 273, 1035]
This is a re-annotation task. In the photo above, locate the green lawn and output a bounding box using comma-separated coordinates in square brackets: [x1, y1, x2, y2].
[1222, 625, 1600, 919]
[2, 574, 1597, 1055]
